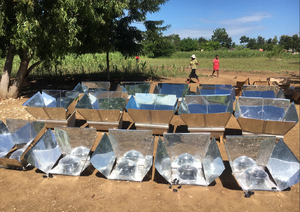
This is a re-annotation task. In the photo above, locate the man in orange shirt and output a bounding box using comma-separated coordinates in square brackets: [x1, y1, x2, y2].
[211, 55, 219, 77]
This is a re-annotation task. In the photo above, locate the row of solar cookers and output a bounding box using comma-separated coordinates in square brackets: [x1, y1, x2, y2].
[22, 82, 298, 139]
[0, 121, 299, 196]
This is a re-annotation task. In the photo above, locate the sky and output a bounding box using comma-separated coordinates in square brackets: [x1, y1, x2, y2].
[135, 0, 299, 44]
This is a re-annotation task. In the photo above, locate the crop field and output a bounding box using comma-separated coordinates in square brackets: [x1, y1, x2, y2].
[0, 51, 299, 80]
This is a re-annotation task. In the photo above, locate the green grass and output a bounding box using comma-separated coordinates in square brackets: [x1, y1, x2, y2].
[0, 51, 299, 81]
[144, 57, 299, 73]
[170, 50, 300, 59]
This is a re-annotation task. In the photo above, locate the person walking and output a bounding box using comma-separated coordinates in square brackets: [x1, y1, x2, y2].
[135, 56, 140, 62]
[187, 54, 199, 84]
[211, 55, 219, 77]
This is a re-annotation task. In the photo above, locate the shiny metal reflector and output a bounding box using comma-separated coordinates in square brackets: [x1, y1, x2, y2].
[116, 81, 150, 98]
[242, 85, 285, 98]
[0, 119, 45, 168]
[91, 129, 154, 181]
[225, 136, 300, 192]
[81, 81, 110, 92]
[179, 95, 234, 135]
[22, 90, 79, 127]
[153, 83, 193, 99]
[73, 83, 88, 93]
[75, 91, 128, 130]
[155, 133, 224, 186]
[23, 127, 97, 176]
[235, 97, 298, 136]
[199, 84, 235, 100]
[125, 93, 178, 134]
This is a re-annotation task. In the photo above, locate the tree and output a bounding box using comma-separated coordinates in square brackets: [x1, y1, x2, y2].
[267, 38, 273, 44]
[0, 0, 169, 98]
[0, 0, 82, 99]
[143, 20, 174, 57]
[279, 35, 292, 50]
[198, 37, 208, 49]
[232, 42, 236, 48]
[74, 0, 168, 79]
[240, 35, 249, 45]
[291, 34, 300, 52]
[257, 36, 265, 46]
[200, 41, 220, 51]
[180, 38, 198, 51]
[272, 36, 278, 45]
[247, 38, 257, 49]
[212, 28, 232, 48]
[166, 34, 181, 51]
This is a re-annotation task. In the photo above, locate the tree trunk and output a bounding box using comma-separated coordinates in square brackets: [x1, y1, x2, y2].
[106, 50, 110, 80]
[0, 45, 15, 99]
[7, 49, 30, 99]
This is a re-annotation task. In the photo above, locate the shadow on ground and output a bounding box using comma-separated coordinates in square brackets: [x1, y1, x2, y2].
[20, 70, 165, 98]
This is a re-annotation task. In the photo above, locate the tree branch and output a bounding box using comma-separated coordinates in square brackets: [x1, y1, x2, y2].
[24, 61, 42, 79]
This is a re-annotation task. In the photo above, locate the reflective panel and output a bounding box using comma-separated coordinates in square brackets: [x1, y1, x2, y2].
[155, 83, 190, 98]
[22, 92, 45, 107]
[42, 90, 79, 108]
[236, 97, 292, 121]
[203, 137, 225, 185]
[126, 93, 177, 111]
[118, 82, 150, 96]
[156, 133, 224, 186]
[24, 129, 61, 173]
[82, 81, 110, 92]
[224, 135, 300, 192]
[179, 95, 233, 114]
[75, 94, 93, 109]
[0, 120, 45, 161]
[225, 136, 276, 170]
[76, 91, 128, 111]
[73, 83, 88, 93]
[267, 139, 300, 191]
[23, 90, 79, 109]
[235, 97, 299, 134]
[199, 84, 235, 100]
[91, 130, 154, 182]
[90, 133, 116, 178]
[155, 137, 172, 183]
[242, 85, 284, 98]
[24, 127, 97, 176]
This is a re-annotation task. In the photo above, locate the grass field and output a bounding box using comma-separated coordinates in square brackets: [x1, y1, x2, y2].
[145, 57, 300, 73]
[0, 51, 299, 80]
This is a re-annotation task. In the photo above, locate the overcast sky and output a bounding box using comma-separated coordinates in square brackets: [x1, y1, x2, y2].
[135, 0, 299, 44]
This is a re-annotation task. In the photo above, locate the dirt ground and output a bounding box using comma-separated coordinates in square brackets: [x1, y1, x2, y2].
[0, 70, 299, 212]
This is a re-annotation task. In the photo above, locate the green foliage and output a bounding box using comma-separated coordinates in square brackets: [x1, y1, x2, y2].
[211, 28, 232, 48]
[170, 50, 298, 59]
[247, 38, 257, 49]
[198, 37, 208, 46]
[166, 34, 181, 51]
[180, 38, 198, 51]
[279, 34, 300, 51]
[240, 36, 249, 45]
[279, 35, 292, 50]
[143, 20, 174, 57]
[266, 45, 284, 60]
[200, 41, 220, 51]
[257, 36, 265, 45]
[0, 0, 81, 61]
[145, 39, 175, 58]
